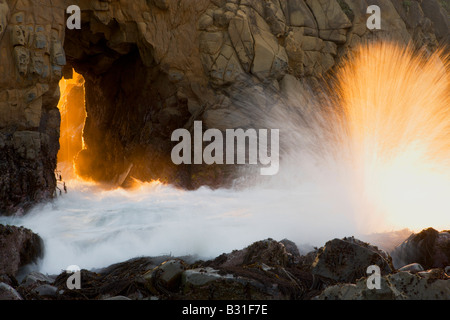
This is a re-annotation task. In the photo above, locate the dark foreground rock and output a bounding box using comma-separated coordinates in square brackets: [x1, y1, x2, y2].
[391, 228, 450, 269]
[185, 239, 316, 299]
[0, 282, 23, 300]
[311, 237, 393, 284]
[315, 270, 450, 300]
[0, 225, 44, 276]
[1, 230, 449, 300]
[44, 240, 317, 300]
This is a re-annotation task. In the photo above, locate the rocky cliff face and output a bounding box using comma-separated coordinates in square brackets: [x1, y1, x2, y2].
[0, 0, 448, 215]
[0, 0, 66, 214]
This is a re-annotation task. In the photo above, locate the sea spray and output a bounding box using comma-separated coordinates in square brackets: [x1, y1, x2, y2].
[0, 178, 359, 274]
[332, 42, 450, 231]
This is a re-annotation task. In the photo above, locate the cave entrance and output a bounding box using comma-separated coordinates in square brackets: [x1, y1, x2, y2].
[56, 69, 86, 180]
[57, 15, 192, 188]
[56, 15, 151, 186]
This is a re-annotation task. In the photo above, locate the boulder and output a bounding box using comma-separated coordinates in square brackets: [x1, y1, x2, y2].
[181, 267, 271, 300]
[20, 271, 55, 288]
[391, 228, 450, 270]
[0, 274, 19, 288]
[182, 267, 232, 286]
[0, 225, 44, 276]
[194, 239, 314, 299]
[34, 284, 58, 297]
[280, 239, 302, 265]
[398, 263, 424, 273]
[311, 237, 393, 283]
[17, 271, 57, 299]
[314, 270, 450, 300]
[207, 238, 294, 269]
[0, 282, 23, 300]
[143, 259, 186, 292]
[52, 257, 172, 300]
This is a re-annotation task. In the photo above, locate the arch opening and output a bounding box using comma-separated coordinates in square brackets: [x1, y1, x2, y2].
[57, 18, 192, 189]
[56, 69, 86, 180]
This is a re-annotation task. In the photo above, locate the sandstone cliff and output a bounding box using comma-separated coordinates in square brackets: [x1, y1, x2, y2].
[0, 0, 448, 214]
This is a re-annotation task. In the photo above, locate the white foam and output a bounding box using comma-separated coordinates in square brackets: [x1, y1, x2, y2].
[0, 166, 365, 275]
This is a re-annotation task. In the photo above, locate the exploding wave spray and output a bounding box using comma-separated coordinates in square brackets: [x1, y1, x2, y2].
[1, 42, 449, 274]
[333, 42, 450, 232]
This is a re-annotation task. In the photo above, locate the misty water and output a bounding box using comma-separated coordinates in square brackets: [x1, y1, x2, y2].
[1, 148, 428, 276]
[0, 171, 366, 275]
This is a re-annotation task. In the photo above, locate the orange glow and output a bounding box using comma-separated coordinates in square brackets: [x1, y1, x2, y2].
[127, 177, 164, 190]
[57, 70, 86, 179]
[334, 42, 450, 231]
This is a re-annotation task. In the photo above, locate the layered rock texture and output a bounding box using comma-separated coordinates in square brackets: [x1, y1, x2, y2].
[0, 0, 449, 214]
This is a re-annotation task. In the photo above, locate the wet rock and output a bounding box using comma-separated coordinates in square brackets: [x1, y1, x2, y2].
[0, 225, 44, 276]
[181, 267, 271, 300]
[103, 295, 132, 300]
[416, 268, 448, 280]
[9, 236, 449, 300]
[242, 239, 292, 267]
[183, 267, 232, 286]
[34, 284, 58, 297]
[52, 257, 167, 300]
[0, 274, 19, 289]
[314, 271, 450, 300]
[398, 263, 424, 274]
[144, 259, 186, 292]
[0, 282, 23, 300]
[311, 237, 393, 284]
[17, 271, 57, 299]
[194, 239, 316, 299]
[21, 271, 55, 288]
[391, 228, 450, 270]
[207, 239, 293, 269]
[280, 239, 302, 265]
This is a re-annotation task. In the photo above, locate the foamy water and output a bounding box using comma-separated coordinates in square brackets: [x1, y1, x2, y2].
[0, 173, 365, 274]
[1, 149, 447, 275]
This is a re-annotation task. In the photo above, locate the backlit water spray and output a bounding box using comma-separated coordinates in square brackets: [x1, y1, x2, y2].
[333, 43, 449, 232]
[1, 42, 448, 274]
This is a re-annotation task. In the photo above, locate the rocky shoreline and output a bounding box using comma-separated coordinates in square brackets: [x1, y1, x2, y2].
[0, 226, 448, 300]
